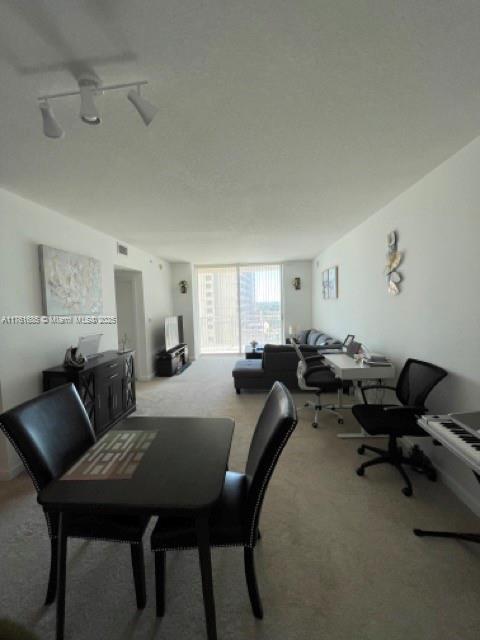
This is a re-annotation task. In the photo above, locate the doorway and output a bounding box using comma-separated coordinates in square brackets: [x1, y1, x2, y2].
[114, 268, 146, 378]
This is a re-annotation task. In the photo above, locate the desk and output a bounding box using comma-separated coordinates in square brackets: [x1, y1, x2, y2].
[322, 354, 395, 438]
[39, 416, 234, 640]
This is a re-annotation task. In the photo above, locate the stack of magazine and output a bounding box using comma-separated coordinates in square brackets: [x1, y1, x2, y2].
[362, 353, 391, 366]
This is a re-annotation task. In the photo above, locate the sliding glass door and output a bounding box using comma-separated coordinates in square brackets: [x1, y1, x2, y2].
[239, 264, 282, 347]
[197, 264, 282, 354]
[197, 266, 240, 353]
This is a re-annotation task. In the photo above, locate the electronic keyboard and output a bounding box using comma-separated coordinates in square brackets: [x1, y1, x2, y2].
[418, 415, 480, 474]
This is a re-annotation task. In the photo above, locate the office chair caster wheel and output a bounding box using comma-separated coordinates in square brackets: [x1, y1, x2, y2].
[312, 422, 318, 429]
[357, 446, 365, 455]
[426, 469, 437, 482]
[337, 418, 344, 425]
[356, 467, 365, 476]
[402, 487, 413, 497]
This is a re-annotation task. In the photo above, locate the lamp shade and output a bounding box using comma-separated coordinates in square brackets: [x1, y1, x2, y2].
[127, 88, 158, 126]
[39, 101, 64, 139]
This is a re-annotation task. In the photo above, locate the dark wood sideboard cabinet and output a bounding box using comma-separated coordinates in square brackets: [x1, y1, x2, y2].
[43, 350, 136, 436]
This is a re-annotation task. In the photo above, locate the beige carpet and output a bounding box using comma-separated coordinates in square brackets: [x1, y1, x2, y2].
[1, 356, 480, 640]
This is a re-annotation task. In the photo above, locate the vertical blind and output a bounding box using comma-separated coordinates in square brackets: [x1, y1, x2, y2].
[197, 264, 282, 354]
[197, 266, 239, 353]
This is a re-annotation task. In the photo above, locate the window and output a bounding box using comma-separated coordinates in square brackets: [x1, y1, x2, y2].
[197, 266, 239, 353]
[196, 264, 282, 354]
[239, 265, 282, 347]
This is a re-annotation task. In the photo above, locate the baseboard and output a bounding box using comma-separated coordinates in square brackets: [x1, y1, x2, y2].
[0, 461, 24, 481]
[136, 374, 154, 382]
[403, 437, 480, 518]
[436, 467, 480, 518]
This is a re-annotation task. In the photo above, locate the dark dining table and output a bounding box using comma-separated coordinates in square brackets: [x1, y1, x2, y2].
[38, 416, 235, 640]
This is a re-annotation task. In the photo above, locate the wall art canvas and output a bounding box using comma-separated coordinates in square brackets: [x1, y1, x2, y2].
[328, 266, 338, 298]
[322, 266, 338, 299]
[322, 269, 329, 299]
[39, 245, 103, 315]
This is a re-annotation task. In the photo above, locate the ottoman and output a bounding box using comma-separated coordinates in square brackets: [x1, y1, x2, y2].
[232, 359, 266, 393]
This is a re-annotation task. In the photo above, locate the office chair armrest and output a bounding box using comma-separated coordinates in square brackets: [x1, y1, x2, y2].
[382, 405, 424, 414]
[304, 355, 325, 363]
[305, 365, 330, 374]
[360, 384, 397, 404]
[362, 384, 397, 392]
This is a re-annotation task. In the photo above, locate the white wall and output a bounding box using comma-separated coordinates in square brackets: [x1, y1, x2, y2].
[170, 263, 196, 359]
[0, 187, 172, 478]
[282, 260, 313, 335]
[312, 135, 480, 514]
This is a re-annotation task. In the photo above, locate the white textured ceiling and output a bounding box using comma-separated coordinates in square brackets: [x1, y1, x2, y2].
[2, 0, 480, 263]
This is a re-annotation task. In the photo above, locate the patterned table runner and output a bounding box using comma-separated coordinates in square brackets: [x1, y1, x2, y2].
[62, 430, 157, 480]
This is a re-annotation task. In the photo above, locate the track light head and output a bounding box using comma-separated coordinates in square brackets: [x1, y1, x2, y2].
[127, 87, 158, 126]
[39, 100, 64, 139]
[78, 73, 101, 125]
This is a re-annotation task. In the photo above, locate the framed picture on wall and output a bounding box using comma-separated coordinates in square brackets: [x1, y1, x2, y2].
[322, 266, 338, 299]
[322, 269, 330, 299]
[328, 266, 338, 298]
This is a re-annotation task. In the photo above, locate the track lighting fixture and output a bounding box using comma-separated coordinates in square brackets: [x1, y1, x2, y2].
[37, 79, 157, 139]
[39, 100, 65, 139]
[127, 86, 158, 126]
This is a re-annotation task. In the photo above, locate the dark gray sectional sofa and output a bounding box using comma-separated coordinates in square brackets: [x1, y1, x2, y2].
[232, 329, 343, 392]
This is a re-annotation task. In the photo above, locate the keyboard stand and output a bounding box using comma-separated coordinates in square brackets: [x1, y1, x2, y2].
[413, 530, 480, 543]
[413, 472, 480, 543]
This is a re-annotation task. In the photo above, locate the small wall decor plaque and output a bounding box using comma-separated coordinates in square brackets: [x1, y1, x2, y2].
[385, 231, 403, 295]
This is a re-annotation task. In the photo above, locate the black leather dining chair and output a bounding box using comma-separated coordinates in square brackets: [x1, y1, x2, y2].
[0, 383, 149, 608]
[150, 381, 298, 619]
[353, 358, 447, 496]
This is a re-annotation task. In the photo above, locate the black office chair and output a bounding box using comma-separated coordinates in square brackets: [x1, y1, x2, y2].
[150, 381, 297, 619]
[291, 339, 344, 427]
[0, 384, 149, 608]
[352, 358, 447, 496]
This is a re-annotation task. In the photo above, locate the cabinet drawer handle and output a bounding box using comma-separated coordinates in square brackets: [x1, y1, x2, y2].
[108, 373, 119, 380]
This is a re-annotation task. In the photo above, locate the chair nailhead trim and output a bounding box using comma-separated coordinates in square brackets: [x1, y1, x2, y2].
[1, 421, 62, 539]
[247, 420, 297, 547]
[152, 542, 245, 552]
[150, 418, 297, 553]
[69, 535, 141, 544]
[0, 421, 41, 491]
[0, 422, 143, 544]
[2, 416, 296, 551]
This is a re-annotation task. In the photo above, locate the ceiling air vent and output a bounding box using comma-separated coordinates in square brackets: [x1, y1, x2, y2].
[117, 243, 128, 256]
